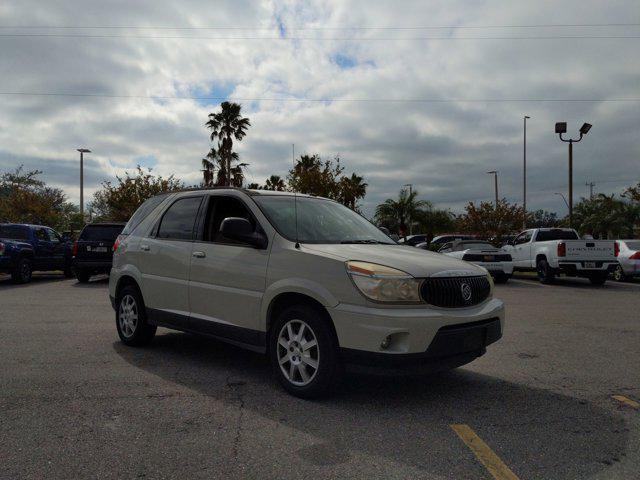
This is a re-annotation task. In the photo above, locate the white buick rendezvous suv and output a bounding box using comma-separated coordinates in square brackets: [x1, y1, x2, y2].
[109, 188, 504, 398]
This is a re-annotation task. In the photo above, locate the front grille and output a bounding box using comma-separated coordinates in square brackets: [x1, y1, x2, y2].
[420, 275, 491, 308]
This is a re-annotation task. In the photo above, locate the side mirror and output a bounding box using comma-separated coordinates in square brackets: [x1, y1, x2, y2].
[220, 217, 267, 249]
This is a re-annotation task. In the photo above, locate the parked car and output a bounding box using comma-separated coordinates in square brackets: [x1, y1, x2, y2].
[429, 234, 476, 251]
[398, 234, 430, 247]
[438, 240, 513, 283]
[73, 222, 126, 282]
[503, 228, 617, 285]
[613, 240, 640, 281]
[109, 189, 505, 398]
[0, 223, 73, 283]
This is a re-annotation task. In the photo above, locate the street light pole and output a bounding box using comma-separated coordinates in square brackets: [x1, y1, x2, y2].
[523, 115, 530, 229]
[77, 148, 91, 220]
[403, 183, 413, 235]
[486, 171, 498, 208]
[555, 122, 591, 228]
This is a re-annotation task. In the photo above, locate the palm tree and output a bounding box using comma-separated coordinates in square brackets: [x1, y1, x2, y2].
[374, 189, 430, 233]
[264, 175, 286, 191]
[205, 102, 251, 187]
[338, 173, 368, 210]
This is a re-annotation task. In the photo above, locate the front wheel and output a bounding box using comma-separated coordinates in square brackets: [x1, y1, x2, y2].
[269, 304, 342, 398]
[11, 257, 32, 284]
[116, 286, 156, 346]
[75, 267, 90, 283]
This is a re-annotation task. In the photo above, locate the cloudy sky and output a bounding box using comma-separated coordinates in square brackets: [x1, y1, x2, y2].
[0, 0, 638, 218]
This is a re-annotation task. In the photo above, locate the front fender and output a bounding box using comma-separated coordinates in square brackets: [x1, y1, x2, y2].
[259, 278, 340, 330]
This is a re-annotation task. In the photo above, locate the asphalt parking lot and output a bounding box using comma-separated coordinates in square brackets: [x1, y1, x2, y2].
[1, 274, 639, 479]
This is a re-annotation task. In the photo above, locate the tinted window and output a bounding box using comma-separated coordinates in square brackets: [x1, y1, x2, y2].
[0, 225, 29, 240]
[45, 228, 61, 243]
[514, 232, 532, 245]
[625, 241, 640, 250]
[34, 228, 48, 241]
[454, 242, 494, 251]
[157, 197, 202, 240]
[535, 229, 579, 242]
[202, 196, 257, 244]
[122, 194, 169, 235]
[80, 225, 124, 241]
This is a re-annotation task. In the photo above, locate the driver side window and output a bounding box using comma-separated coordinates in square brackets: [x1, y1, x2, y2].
[438, 242, 453, 253]
[514, 231, 531, 245]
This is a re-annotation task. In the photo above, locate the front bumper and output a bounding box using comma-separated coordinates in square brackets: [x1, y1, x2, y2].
[341, 317, 501, 375]
[327, 297, 504, 357]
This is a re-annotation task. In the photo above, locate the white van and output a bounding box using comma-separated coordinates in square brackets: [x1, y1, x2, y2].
[109, 189, 504, 397]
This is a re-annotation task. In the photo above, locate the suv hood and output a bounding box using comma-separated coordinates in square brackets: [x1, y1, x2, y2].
[303, 244, 486, 278]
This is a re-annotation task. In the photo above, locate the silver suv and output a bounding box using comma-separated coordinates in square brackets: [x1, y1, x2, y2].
[109, 189, 504, 397]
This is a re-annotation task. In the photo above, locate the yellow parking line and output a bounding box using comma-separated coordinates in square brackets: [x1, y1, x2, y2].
[612, 395, 639, 409]
[451, 424, 520, 480]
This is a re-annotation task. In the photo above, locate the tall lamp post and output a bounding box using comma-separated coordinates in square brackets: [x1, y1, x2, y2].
[554, 122, 592, 228]
[486, 171, 499, 208]
[523, 115, 530, 229]
[403, 183, 413, 235]
[77, 148, 91, 220]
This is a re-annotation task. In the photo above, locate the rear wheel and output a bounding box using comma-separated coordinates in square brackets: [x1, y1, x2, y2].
[612, 265, 627, 282]
[536, 258, 555, 284]
[116, 285, 156, 346]
[11, 257, 32, 284]
[589, 273, 607, 286]
[75, 268, 90, 283]
[269, 304, 342, 398]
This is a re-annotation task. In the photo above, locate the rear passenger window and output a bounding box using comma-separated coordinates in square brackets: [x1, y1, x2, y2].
[157, 197, 203, 240]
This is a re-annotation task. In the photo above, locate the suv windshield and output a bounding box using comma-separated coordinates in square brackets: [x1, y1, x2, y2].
[254, 195, 395, 245]
[0, 225, 29, 240]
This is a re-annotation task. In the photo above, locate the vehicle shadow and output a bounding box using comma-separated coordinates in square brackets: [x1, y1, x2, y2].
[0, 273, 69, 289]
[70, 275, 110, 288]
[114, 332, 627, 478]
[512, 274, 622, 290]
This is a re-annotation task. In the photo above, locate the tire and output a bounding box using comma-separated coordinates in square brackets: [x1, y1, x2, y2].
[11, 257, 33, 284]
[75, 268, 90, 283]
[589, 273, 607, 286]
[494, 273, 510, 284]
[612, 265, 627, 282]
[536, 258, 555, 284]
[269, 304, 342, 399]
[116, 285, 157, 346]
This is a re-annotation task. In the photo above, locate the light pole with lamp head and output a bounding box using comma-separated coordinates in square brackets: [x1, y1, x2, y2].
[554, 122, 592, 228]
[523, 115, 530, 229]
[486, 171, 499, 208]
[77, 148, 91, 220]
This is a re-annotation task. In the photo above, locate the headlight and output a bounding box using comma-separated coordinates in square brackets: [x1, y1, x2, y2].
[346, 261, 422, 303]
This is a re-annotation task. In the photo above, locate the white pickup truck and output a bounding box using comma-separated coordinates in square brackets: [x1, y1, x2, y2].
[504, 228, 617, 285]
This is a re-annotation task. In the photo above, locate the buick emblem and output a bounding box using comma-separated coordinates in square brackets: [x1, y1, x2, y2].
[460, 283, 472, 302]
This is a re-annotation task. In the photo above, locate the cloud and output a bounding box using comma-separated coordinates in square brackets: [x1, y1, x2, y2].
[0, 0, 638, 219]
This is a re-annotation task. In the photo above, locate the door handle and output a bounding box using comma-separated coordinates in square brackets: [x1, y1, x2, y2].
[192, 251, 206, 258]
[140, 244, 150, 251]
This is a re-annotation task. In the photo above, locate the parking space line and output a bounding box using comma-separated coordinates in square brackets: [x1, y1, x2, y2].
[508, 278, 545, 287]
[612, 395, 639, 409]
[450, 424, 520, 480]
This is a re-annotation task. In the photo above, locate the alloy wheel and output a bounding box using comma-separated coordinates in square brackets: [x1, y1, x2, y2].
[277, 319, 320, 386]
[118, 294, 138, 338]
[613, 265, 624, 282]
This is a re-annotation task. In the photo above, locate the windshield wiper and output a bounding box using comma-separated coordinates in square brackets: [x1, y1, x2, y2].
[341, 239, 391, 244]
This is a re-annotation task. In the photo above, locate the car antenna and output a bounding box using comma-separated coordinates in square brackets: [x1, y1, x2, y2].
[293, 143, 300, 249]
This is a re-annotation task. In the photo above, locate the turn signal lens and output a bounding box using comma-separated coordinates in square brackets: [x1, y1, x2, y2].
[346, 261, 422, 303]
[557, 242, 566, 257]
[72, 241, 78, 256]
[113, 235, 125, 252]
[630, 252, 640, 260]
[614, 242, 620, 257]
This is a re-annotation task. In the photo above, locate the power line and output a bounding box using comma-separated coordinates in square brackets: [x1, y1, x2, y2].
[0, 22, 638, 30]
[0, 33, 638, 40]
[1, 91, 639, 103]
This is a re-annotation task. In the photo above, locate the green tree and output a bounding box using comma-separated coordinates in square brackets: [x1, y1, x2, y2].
[338, 173, 368, 211]
[91, 166, 184, 222]
[374, 189, 430, 233]
[264, 175, 286, 191]
[204, 102, 251, 187]
[414, 207, 455, 237]
[572, 194, 638, 239]
[0, 165, 83, 232]
[457, 199, 527, 240]
[287, 154, 343, 199]
[529, 209, 561, 228]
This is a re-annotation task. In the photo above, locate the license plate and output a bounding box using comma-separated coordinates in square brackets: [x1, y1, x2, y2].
[584, 262, 596, 268]
[483, 255, 494, 262]
[88, 246, 108, 252]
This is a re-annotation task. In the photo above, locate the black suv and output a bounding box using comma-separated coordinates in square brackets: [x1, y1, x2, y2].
[72, 223, 125, 282]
